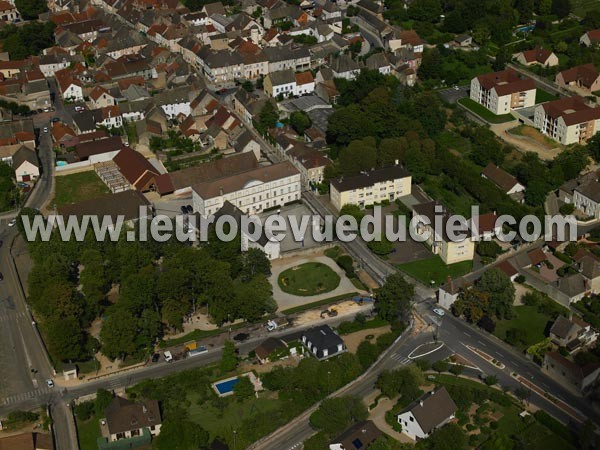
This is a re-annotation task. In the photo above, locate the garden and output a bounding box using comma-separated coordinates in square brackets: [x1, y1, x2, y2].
[278, 262, 341, 296]
[54, 171, 109, 206]
[458, 97, 515, 124]
[398, 255, 473, 286]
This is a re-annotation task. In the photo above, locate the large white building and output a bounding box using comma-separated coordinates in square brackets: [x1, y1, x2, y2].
[470, 69, 536, 115]
[329, 164, 411, 211]
[397, 387, 457, 440]
[192, 161, 301, 216]
[534, 96, 600, 145]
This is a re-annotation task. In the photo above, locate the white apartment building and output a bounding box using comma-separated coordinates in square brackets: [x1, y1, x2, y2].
[192, 161, 301, 216]
[470, 69, 536, 115]
[534, 96, 600, 145]
[329, 164, 412, 211]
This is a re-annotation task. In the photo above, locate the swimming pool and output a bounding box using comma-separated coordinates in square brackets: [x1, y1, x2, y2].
[214, 377, 240, 395]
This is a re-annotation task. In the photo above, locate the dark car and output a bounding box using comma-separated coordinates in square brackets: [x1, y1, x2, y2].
[233, 333, 249, 342]
[0, 240, 3, 247]
[151, 353, 160, 363]
[0, 272, 3, 281]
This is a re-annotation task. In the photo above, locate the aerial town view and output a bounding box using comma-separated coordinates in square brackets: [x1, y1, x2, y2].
[3, 0, 600, 448]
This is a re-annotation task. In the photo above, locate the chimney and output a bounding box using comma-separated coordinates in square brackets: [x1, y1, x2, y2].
[395, 159, 399, 166]
[219, 187, 224, 196]
[419, 400, 424, 407]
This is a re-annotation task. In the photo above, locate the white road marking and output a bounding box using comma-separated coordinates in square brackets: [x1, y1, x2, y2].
[463, 332, 471, 337]
[477, 340, 486, 346]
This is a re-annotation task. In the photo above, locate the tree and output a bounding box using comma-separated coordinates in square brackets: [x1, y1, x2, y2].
[100, 308, 139, 360]
[153, 414, 209, 450]
[242, 80, 254, 92]
[484, 375, 498, 386]
[415, 422, 466, 450]
[432, 360, 449, 373]
[368, 235, 394, 255]
[339, 137, 378, 176]
[587, 133, 600, 163]
[45, 315, 86, 362]
[256, 100, 278, 133]
[233, 375, 255, 401]
[309, 396, 367, 436]
[505, 327, 528, 346]
[339, 204, 364, 222]
[407, 0, 441, 22]
[418, 48, 442, 81]
[220, 340, 238, 373]
[477, 268, 515, 319]
[378, 137, 407, 167]
[327, 104, 368, 145]
[376, 273, 413, 328]
[239, 248, 271, 282]
[551, 0, 571, 17]
[95, 389, 113, 416]
[449, 364, 463, 376]
[290, 110, 312, 135]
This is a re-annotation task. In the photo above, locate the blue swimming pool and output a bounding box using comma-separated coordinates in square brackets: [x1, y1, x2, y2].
[215, 377, 240, 394]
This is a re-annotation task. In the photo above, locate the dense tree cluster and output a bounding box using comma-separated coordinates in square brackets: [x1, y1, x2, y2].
[25, 222, 273, 363]
[14, 0, 48, 19]
[0, 162, 18, 212]
[0, 22, 56, 60]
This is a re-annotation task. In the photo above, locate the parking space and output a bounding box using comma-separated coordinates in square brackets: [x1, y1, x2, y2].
[438, 85, 469, 104]
[258, 202, 321, 253]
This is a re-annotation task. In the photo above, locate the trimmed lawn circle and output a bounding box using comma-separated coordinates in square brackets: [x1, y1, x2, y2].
[277, 262, 340, 296]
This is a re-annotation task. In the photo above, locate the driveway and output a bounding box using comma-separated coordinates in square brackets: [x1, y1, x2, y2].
[438, 85, 469, 104]
[269, 254, 360, 311]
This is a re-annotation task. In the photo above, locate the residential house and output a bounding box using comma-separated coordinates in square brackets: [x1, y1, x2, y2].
[233, 130, 261, 160]
[580, 29, 600, 47]
[38, 54, 71, 77]
[294, 71, 315, 96]
[287, 144, 330, 188]
[397, 387, 457, 440]
[399, 30, 424, 53]
[264, 69, 296, 98]
[329, 163, 412, 211]
[192, 161, 301, 216]
[113, 147, 172, 194]
[197, 48, 244, 84]
[263, 45, 311, 73]
[534, 96, 600, 145]
[543, 351, 600, 392]
[513, 47, 559, 67]
[556, 64, 600, 93]
[365, 52, 391, 75]
[102, 396, 162, 443]
[481, 163, 525, 200]
[96, 105, 123, 129]
[413, 201, 475, 264]
[454, 34, 472, 47]
[0, 432, 54, 450]
[75, 136, 124, 163]
[573, 177, 600, 218]
[0, 1, 19, 22]
[470, 69, 536, 115]
[154, 87, 194, 119]
[471, 212, 501, 240]
[329, 421, 381, 450]
[437, 276, 470, 310]
[55, 68, 84, 101]
[330, 54, 361, 80]
[12, 146, 39, 182]
[301, 325, 346, 360]
[254, 337, 287, 364]
[548, 315, 598, 350]
[233, 88, 266, 124]
[89, 86, 116, 108]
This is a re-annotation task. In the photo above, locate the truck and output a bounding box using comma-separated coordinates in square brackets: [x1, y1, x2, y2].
[266, 317, 290, 332]
[352, 296, 374, 304]
[187, 346, 208, 357]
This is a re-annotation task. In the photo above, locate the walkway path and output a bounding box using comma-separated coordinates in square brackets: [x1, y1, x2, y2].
[269, 254, 362, 311]
[368, 394, 414, 444]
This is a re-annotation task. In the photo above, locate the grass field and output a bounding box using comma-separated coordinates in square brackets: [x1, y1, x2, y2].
[76, 415, 101, 450]
[278, 262, 341, 296]
[494, 305, 551, 350]
[535, 89, 559, 104]
[54, 171, 109, 206]
[572, 0, 598, 16]
[398, 256, 473, 286]
[458, 98, 515, 124]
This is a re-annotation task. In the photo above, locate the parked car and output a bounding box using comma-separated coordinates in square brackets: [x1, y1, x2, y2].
[432, 308, 445, 317]
[8, 219, 16, 227]
[46, 379, 54, 388]
[0, 240, 3, 247]
[163, 350, 173, 362]
[0, 272, 3, 281]
[151, 353, 160, 363]
[43, 127, 48, 133]
[233, 333, 249, 342]
[74, 106, 85, 112]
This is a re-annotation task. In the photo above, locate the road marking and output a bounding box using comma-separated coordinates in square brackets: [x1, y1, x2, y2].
[463, 332, 471, 337]
[1, 386, 50, 405]
[477, 340, 486, 346]
[495, 352, 502, 357]
[510, 360, 518, 366]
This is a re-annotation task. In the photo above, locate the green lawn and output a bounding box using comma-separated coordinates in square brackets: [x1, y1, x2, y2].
[458, 98, 515, 124]
[278, 262, 341, 296]
[76, 415, 101, 450]
[54, 171, 109, 206]
[398, 256, 473, 286]
[535, 89, 558, 104]
[494, 305, 551, 350]
[187, 394, 285, 448]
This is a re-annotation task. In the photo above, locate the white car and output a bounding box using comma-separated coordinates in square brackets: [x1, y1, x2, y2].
[432, 308, 445, 317]
[43, 127, 48, 133]
[8, 219, 16, 227]
[46, 379, 54, 388]
[163, 350, 173, 362]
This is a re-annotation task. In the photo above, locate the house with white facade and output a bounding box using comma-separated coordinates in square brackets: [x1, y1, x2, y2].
[301, 325, 346, 360]
[12, 146, 39, 182]
[155, 87, 193, 119]
[264, 69, 296, 98]
[192, 161, 301, 216]
[102, 396, 162, 443]
[55, 68, 83, 102]
[470, 69, 536, 115]
[533, 96, 600, 145]
[397, 387, 457, 440]
[573, 178, 600, 219]
[330, 54, 362, 80]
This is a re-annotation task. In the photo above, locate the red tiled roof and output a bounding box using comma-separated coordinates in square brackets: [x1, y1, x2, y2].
[476, 69, 535, 96]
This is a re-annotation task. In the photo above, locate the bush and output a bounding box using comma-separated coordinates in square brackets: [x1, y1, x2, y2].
[75, 401, 95, 421]
[484, 375, 497, 386]
[336, 255, 355, 278]
[559, 203, 575, 215]
[7, 410, 39, 423]
[432, 360, 449, 373]
[477, 241, 502, 258]
[449, 364, 464, 376]
[515, 274, 526, 283]
[324, 246, 342, 260]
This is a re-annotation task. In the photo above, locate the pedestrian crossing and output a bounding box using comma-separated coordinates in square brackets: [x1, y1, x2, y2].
[2, 386, 52, 405]
[390, 353, 411, 365]
[0, 311, 28, 323]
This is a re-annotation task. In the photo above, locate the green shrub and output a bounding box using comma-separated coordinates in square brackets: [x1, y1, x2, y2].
[559, 203, 575, 215]
[336, 255, 355, 277]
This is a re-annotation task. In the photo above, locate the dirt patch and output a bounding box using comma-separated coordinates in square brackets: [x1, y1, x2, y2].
[513, 282, 533, 306]
[342, 325, 391, 353]
[293, 300, 372, 327]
